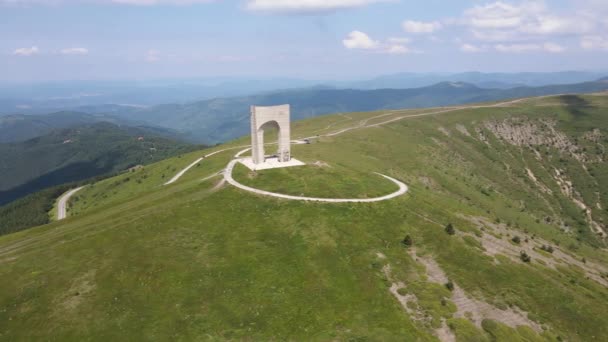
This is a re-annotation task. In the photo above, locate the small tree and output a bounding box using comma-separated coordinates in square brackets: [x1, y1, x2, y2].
[540, 245, 554, 253]
[520, 251, 531, 263]
[402, 234, 413, 247]
[445, 280, 455, 291]
[445, 223, 456, 235]
[511, 236, 521, 244]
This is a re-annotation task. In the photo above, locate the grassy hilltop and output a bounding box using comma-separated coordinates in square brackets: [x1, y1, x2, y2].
[1, 94, 608, 341]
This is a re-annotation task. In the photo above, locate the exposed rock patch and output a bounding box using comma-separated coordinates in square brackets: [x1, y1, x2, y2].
[553, 168, 606, 237]
[312, 160, 331, 168]
[409, 249, 542, 333]
[436, 320, 456, 342]
[583, 128, 603, 143]
[474, 127, 489, 145]
[383, 264, 428, 324]
[418, 176, 438, 190]
[461, 215, 608, 287]
[525, 168, 552, 194]
[438, 126, 451, 137]
[56, 270, 96, 313]
[455, 124, 471, 137]
[484, 117, 587, 163]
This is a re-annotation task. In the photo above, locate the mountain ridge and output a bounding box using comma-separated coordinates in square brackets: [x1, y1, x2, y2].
[114, 79, 608, 143]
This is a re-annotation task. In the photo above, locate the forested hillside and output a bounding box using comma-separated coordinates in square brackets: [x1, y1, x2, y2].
[0, 122, 199, 205]
[0, 184, 73, 236]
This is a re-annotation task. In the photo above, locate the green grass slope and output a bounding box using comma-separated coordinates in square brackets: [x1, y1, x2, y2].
[1, 94, 608, 341]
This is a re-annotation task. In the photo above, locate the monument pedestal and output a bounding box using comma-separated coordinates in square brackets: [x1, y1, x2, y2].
[239, 156, 305, 171]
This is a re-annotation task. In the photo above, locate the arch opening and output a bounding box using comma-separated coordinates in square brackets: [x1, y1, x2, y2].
[257, 120, 285, 162]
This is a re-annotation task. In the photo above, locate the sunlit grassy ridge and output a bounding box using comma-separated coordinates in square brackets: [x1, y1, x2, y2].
[1, 94, 608, 340]
[231, 162, 399, 199]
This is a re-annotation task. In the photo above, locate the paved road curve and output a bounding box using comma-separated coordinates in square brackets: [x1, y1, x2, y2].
[164, 146, 252, 185]
[164, 157, 204, 185]
[223, 156, 408, 203]
[57, 186, 85, 220]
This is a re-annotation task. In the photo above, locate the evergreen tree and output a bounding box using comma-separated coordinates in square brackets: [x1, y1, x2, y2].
[445, 223, 456, 235]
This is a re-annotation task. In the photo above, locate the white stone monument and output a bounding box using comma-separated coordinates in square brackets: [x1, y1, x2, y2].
[251, 104, 291, 164]
[240, 104, 305, 171]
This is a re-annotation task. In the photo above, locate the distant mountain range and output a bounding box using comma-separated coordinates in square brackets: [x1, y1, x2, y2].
[107, 78, 608, 143]
[0, 122, 199, 205]
[1, 71, 606, 115]
[342, 71, 608, 90]
[3, 76, 608, 146]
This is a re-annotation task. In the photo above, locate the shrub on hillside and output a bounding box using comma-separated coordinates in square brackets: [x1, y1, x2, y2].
[520, 251, 531, 263]
[402, 234, 413, 247]
[445, 280, 454, 291]
[445, 223, 456, 235]
[540, 245, 554, 253]
[511, 236, 521, 244]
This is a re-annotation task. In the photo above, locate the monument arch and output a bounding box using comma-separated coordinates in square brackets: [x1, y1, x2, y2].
[250, 104, 291, 164]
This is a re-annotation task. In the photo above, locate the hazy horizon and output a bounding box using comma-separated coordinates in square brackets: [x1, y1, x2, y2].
[1, 70, 608, 85]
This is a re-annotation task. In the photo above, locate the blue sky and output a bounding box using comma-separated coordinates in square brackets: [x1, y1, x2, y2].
[1, 0, 608, 81]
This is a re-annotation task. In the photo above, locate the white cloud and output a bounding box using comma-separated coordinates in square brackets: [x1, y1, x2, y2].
[494, 42, 565, 53]
[111, 0, 214, 5]
[13, 46, 39, 56]
[215, 55, 255, 62]
[464, 1, 540, 30]
[1, 0, 214, 5]
[402, 20, 442, 33]
[495, 43, 540, 53]
[60, 47, 88, 55]
[387, 37, 411, 44]
[145, 49, 161, 62]
[543, 42, 565, 53]
[581, 36, 608, 50]
[245, 0, 387, 14]
[385, 44, 409, 54]
[462, 1, 597, 42]
[343, 31, 419, 54]
[460, 43, 483, 53]
[342, 30, 379, 49]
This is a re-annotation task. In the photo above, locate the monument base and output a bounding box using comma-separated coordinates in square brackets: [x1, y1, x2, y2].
[239, 156, 305, 171]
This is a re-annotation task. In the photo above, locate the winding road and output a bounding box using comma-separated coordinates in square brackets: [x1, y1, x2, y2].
[163, 146, 250, 185]
[57, 186, 85, 220]
[223, 157, 408, 203]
